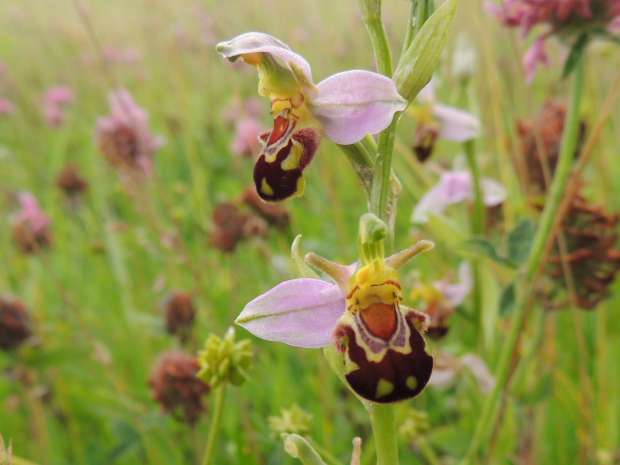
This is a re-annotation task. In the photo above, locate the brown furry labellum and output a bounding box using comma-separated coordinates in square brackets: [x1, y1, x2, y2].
[544, 192, 620, 310]
[149, 351, 209, 424]
[0, 297, 32, 351]
[334, 306, 433, 403]
[412, 123, 439, 163]
[253, 123, 319, 202]
[56, 165, 88, 197]
[164, 293, 196, 341]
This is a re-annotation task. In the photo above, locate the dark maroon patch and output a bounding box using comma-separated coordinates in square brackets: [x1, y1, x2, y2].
[335, 310, 433, 403]
[253, 128, 319, 202]
[413, 124, 439, 163]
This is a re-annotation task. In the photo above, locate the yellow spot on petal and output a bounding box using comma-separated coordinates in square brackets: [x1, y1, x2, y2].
[241, 53, 263, 65]
[260, 178, 274, 197]
[376, 378, 394, 399]
[293, 176, 305, 198]
[281, 141, 304, 171]
[406, 376, 418, 391]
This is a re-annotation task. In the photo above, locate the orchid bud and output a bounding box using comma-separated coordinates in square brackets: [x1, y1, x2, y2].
[197, 328, 253, 388]
[394, 0, 457, 102]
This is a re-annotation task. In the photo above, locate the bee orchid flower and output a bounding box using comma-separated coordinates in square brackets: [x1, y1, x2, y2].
[216, 32, 407, 202]
[236, 228, 435, 404]
[409, 81, 481, 162]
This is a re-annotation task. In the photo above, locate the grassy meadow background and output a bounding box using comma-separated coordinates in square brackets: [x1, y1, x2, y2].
[1, 0, 620, 464]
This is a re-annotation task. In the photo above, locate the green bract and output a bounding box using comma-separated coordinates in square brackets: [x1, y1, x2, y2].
[393, 0, 458, 102]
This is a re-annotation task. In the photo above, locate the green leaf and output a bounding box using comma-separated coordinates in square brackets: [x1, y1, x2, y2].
[562, 33, 589, 78]
[507, 219, 535, 265]
[394, 0, 457, 102]
[499, 284, 516, 316]
[462, 237, 515, 268]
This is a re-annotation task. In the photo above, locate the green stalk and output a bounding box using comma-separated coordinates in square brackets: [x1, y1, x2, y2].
[464, 139, 485, 342]
[370, 118, 399, 223]
[358, 0, 393, 76]
[201, 386, 226, 465]
[459, 56, 586, 465]
[369, 405, 399, 465]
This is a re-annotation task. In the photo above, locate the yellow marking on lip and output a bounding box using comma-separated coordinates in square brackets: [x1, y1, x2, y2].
[260, 178, 274, 197]
[376, 378, 394, 398]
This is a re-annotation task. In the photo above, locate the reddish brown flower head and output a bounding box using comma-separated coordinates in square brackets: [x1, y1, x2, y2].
[149, 351, 209, 424]
[12, 193, 52, 254]
[545, 191, 620, 310]
[164, 293, 196, 341]
[210, 201, 269, 252]
[0, 297, 32, 351]
[56, 165, 88, 198]
[242, 186, 290, 228]
[96, 90, 163, 176]
[516, 101, 585, 195]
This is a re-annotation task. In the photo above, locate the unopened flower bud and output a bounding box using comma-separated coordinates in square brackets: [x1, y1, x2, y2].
[197, 328, 253, 388]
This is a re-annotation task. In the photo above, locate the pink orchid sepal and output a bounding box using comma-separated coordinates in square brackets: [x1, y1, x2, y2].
[412, 170, 507, 224]
[216, 32, 406, 201]
[237, 218, 435, 403]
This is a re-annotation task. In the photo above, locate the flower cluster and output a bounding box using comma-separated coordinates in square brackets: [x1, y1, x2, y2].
[56, 165, 88, 198]
[488, 0, 620, 80]
[268, 404, 313, 436]
[149, 351, 209, 424]
[163, 292, 196, 342]
[11, 193, 52, 254]
[516, 100, 585, 195]
[42, 86, 74, 127]
[197, 328, 253, 389]
[210, 187, 290, 252]
[0, 297, 32, 351]
[544, 190, 620, 310]
[96, 89, 164, 176]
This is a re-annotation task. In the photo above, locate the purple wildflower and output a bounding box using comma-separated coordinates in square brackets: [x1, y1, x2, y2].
[96, 89, 164, 176]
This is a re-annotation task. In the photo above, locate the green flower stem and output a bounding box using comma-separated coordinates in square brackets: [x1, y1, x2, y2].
[464, 139, 485, 341]
[358, 0, 393, 76]
[414, 0, 434, 37]
[459, 56, 585, 465]
[201, 386, 226, 465]
[369, 404, 399, 465]
[370, 117, 399, 224]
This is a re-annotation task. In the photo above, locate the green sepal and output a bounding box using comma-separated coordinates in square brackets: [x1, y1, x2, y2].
[394, 0, 457, 102]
